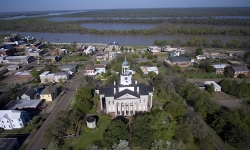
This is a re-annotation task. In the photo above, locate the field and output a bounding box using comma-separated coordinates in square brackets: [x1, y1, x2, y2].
[61, 115, 112, 150]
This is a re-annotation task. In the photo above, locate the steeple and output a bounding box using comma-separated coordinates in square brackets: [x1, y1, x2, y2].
[120, 58, 132, 85]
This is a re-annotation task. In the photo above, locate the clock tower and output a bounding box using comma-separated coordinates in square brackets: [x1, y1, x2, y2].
[120, 58, 132, 85]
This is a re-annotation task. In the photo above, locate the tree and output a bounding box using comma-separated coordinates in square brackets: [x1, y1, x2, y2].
[237, 78, 249, 98]
[199, 60, 214, 73]
[149, 111, 177, 140]
[120, 46, 124, 51]
[112, 47, 116, 51]
[103, 120, 129, 148]
[129, 47, 132, 52]
[112, 140, 129, 150]
[195, 47, 203, 55]
[148, 71, 157, 79]
[238, 74, 246, 78]
[124, 47, 128, 51]
[30, 68, 41, 82]
[206, 83, 215, 94]
[131, 115, 153, 149]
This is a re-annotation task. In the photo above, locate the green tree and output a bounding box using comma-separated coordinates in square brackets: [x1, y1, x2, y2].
[103, 120, 129, 148]
[199, 60, 214, 73]
[148, 71, 157, 79]
[120, 46, 124, 51]
[149, 111, 177, 140]
[129, 47, 132, 52]
[206, 83, 215, 94]
[124, 47, 128, 51]
[195, 47, 203, 56]
[30, 68, 41, 82]
[112, 47, 116, 51]
[131, 115, 153, 149]
[237, 78, 249, 98]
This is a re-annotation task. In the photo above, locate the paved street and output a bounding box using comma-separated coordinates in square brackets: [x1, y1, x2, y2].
[25, 69, 85, 150]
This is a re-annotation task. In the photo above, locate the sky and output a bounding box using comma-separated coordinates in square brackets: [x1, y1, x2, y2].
[1, 0, 250, 12]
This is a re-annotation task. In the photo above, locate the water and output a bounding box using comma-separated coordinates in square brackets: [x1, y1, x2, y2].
[47, 16, 250, 22]
[0, 11, 87, 20]
[0, 31, 249, 46]
[81, 23, 156, 30]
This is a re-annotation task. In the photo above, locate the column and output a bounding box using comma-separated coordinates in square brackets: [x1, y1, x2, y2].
[115, 102, 117, 116]
[129, 101, 131, 115]
[100, 97, 103, 110]
[121, 102, 123, 115]
[133, 102, 135, 115]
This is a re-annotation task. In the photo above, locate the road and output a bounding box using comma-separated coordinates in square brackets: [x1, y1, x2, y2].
[25, 69, 86, 150]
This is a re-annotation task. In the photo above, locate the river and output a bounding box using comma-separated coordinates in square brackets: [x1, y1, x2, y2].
[1, 31, 249, 46]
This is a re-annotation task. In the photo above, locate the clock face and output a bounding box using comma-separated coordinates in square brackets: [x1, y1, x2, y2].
[124, 77, 128, 80]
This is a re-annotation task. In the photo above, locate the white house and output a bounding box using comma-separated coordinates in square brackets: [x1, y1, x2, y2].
[196, 55, 207, 60]
[85, 64, 106, 76]
[204, 81, 221, 91]
[54, 72, 68, 82]
[0, 110, 30, 130]
[7, 65, 19, 71]
[140, 66, 159, 75]
[169, 51, 180, 57]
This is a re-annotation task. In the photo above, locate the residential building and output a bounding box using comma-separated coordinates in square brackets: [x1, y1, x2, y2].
[96, 53, 107, 61]
[195, 82, 205, 89]
[166, 56, 192, 67]
[4, 100, 42, 110]
[140, 66, 159, 75]
[50, 48, 67, 56]
[83, 46, 95, 55]
[0, 56, 35, 64]
[169, 51, 180, 57]
[227, 66, 249, 78]
[40, 85, 58, 101]
[109, 52, 116, 59]
[44, 56, 61, 62]
[14, 71, 32, 79]
[7, 65, 19, 71]
[20, 87, 36, 100]
[0, 48, 16, 56]
[25, 48, 44, 56]
[0, 138, 20, 150]
[108, 41, 120, 50]
[59, 64, 77, 75]
[96, 59, 154, 116]
[0, 110, 30, 130]
[85, 64, 106, 76]
[204, 81, 221, 91]
[212, 64, 227, 74]
[54, 72, 68, 82]
[147, 46, 160, 51]
[196, 55, 207, 60]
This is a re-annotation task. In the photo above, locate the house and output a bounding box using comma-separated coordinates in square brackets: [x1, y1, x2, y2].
[212, 64, 227, 74]
[0, 110, 30, 130]
[7, 65, 19, 71]
[14, 71, 32, 79]
[108, 41, 120, 50]
[227, 66, 249, 78]
[147, 46, 160, 51]
[40, 85, 58, 101]
[21, 87, 36, 100]
[0, 138, 20, 150]
[96, 59, 153, 116]
[50, 48, 67, 56]
[4, 99, 42, 110]
[169, 51, 180, 57]
[166, 56, 192, 67]
[83, 46, 95, 55]
[0, 48, 16, 56]
[204, 81, 221, 91]
[39, 71, 55, 83]
[140, 66, 159, 75]
[0, 56, 35, 64]
[96, 53, 107, 61]
[59, 64, 77, 75]
[54, 72, 68, 82]
[25, 48, 44, 56]
[16, 87, 28, 100]
[109, 52, 116, 59]
[196, 55, 207, 60]
[85, 64, 106, 76]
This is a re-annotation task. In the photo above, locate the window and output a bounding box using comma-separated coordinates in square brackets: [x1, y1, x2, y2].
[7, 121, 9, 123]
[13, 124, 15, 127]
[9, 125, 11, 128]
[4, 125, 5, 128]
[143, 100, 145, 103]
[18, 119, 21, 121]
[108, 101, 110, 105]
[1, 121, 3, 123]
[113, 101, 114, 104]
[11, 120, 13, 122]
[139, 100, 141, 103]
[20, 123, 23, 126]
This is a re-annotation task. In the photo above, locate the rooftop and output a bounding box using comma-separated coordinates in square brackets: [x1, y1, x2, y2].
[39, 71, 50, 76]
[4, 99, 42, 110]
[204, 81, 221, 89]
[0, 138, 18, 150]
[40, 85, 57, 95]
[5, 56, 30, 60]
[231, 66, 249, 72]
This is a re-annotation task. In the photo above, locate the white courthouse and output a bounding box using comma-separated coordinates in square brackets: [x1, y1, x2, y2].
[96, 59, 154, 116]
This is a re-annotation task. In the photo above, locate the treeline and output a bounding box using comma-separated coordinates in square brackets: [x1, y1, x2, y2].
[1, 18, 250, 36]
[154, 38, 250, 49]
[69, 18, 250, 26]
[62, 7, 250, 18]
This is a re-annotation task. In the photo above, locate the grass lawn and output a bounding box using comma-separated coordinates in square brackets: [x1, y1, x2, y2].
[61, 115, 112, 150]
[0, 123, 36, 134]
[183, 73, 225, 79]
[185, 137, 199, 150]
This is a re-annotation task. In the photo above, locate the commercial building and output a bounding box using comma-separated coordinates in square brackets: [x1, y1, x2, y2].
[0, 56, 35, 64]
[96, 59, 154, 116]
[108, 41, 120, 50]
[212, 64, 227, 74]
[166, 56, 192, 67]
[227, 66, 249, 78]
[0, 110, 30, 130]
[14, 71, 32, 79]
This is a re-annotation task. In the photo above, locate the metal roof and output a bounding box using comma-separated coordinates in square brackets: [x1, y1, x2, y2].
[170, 56, 191, 62]
[4, 100, 42, 110]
